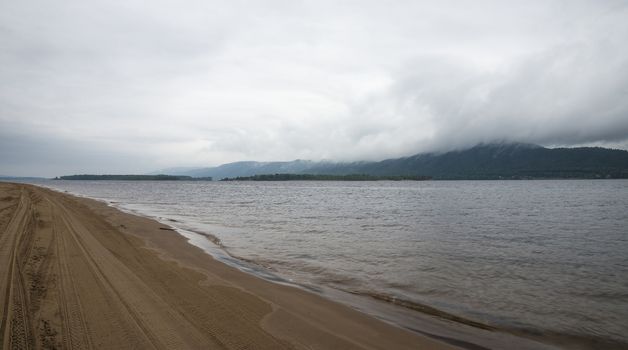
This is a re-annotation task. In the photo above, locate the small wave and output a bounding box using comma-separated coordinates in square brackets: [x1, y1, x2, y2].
[184, 228, 223, 247]
[567, 290, 628, 301]
[347, 291, 496, 331]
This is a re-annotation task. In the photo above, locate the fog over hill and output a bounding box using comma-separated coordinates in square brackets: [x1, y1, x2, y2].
[154, 143, 628, 180]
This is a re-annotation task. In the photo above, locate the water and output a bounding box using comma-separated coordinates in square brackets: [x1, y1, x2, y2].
[30, 179, 628, 348]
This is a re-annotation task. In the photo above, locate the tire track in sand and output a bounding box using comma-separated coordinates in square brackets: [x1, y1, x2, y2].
[0, 188, 34, 349]
[50, 198, 93, 349]
[49, 194, 211, 349]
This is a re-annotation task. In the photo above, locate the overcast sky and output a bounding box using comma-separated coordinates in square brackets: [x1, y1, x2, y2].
[1, 0, 628, 176]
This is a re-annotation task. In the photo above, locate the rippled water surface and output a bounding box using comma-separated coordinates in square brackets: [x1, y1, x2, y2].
[33, 179, 628, 347]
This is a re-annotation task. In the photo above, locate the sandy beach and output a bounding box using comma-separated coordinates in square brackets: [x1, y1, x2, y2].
[0, 182, 456, 349]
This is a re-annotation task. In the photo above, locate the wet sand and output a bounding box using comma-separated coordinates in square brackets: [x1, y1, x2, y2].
[0, 182, 456, 349]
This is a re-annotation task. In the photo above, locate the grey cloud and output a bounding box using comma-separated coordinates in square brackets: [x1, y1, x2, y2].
[1, 0, 628, 175]
[346, 37, 628, 156]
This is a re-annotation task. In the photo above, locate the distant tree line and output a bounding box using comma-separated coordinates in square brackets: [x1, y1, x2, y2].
[56, 174, 212, 181]
[219, 174, 432, 181]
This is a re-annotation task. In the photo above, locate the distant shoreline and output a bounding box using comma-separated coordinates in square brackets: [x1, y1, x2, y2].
[219, 174, 432, 181]
[56, 174, 213, 181]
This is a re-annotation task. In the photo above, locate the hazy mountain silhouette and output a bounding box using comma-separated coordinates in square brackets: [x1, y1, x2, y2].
[154, 143, 628, 180]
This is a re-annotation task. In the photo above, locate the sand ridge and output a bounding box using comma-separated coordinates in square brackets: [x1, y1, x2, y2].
[0, 183, 455, 349]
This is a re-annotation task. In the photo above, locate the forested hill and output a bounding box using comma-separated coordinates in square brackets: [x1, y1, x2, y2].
[305, 143, 628, 179]
[157, 143, 628, 180]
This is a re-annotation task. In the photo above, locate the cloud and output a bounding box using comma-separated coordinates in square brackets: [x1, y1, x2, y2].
[1, 0, 627, 176]
[351, 38, 628, 154]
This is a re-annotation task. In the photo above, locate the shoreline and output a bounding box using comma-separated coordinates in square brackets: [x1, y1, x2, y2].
[0, 182, 462, 349]
[9, 181, 571, 349]
[67, 180, 626, 350]
[7, 181, 605, 349]
[35, 183, 563, 350]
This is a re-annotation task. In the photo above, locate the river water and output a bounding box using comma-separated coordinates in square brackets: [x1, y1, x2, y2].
[31, 179, 628, 348]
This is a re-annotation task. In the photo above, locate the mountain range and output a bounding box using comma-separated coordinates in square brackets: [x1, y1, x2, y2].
[153, 143, 628, 180]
